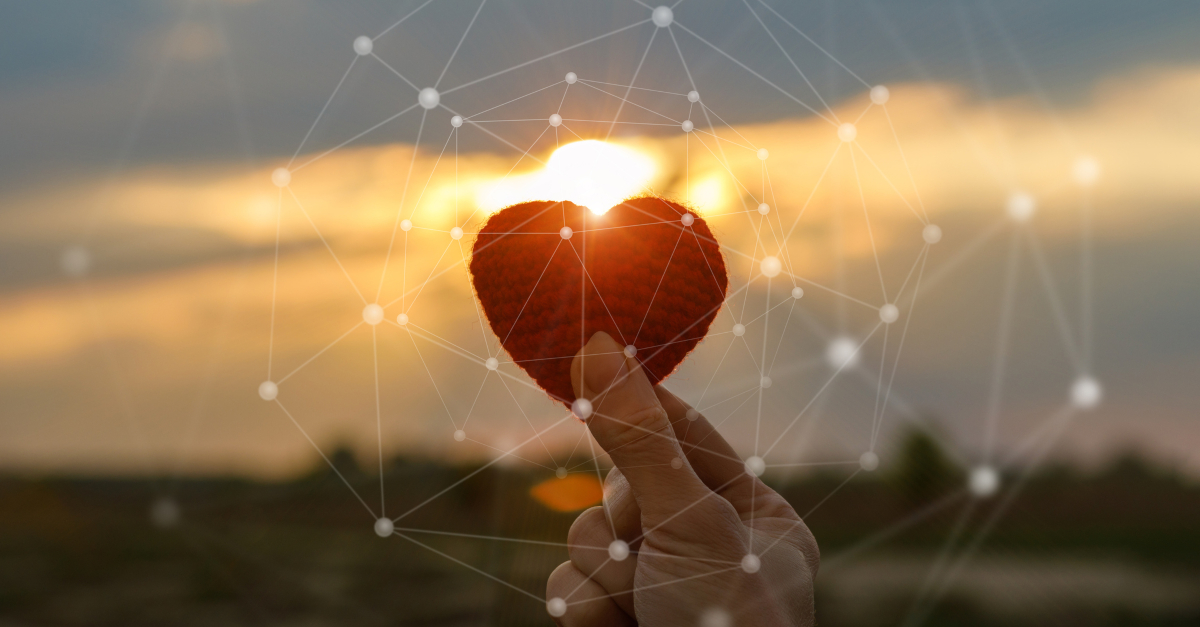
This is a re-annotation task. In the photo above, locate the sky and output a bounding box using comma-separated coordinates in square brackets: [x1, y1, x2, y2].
[1, 0, 1198, 479]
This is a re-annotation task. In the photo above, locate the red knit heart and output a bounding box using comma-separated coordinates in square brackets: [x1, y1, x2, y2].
[469, 196, 728, 406]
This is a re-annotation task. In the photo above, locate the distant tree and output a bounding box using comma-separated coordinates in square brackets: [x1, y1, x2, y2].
[891, 426, 962, 506]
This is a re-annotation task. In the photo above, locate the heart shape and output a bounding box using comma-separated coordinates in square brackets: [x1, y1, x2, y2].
[470, 196, 728, 406]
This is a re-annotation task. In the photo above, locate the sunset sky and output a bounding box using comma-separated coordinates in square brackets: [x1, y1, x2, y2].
[1, 0, 1197, 479]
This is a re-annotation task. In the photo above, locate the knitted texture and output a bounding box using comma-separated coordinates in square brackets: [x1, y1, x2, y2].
[469, 197, 728, 406]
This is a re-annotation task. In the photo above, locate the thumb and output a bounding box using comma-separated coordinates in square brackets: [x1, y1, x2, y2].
[572, 332, 711, 524]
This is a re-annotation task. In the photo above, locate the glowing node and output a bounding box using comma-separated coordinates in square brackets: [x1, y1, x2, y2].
[1073, 156, 1101, 187]
[450, 115, 463, 128]
[485, 357, 498, 371]
[760, 256, 782, 278]
[401, 219, 412, 231]
[353, 36, 373, 56]
[1071, 376, 1102, 409]
[700, 608, 732, 627]
[609, 539, 630, 561]
[547, 598, 567, 618]
[258, 381, 278, 401]
[741, 553, 761, 574]
[859, 451, 879, 471]
[623, 344, 637, 358]
[923, 224, 942, 244]
[565, 71, 577, 84]
[363, 303, 384, 325]
[671, 456, 683, 469]
[1006, 192, 1036, 222]
[571, 398, 593, 421]
[61, 246, 91, 277]
[826, 337, 859, 369]
[757, 148, 769, 160]
[745, 456, 765, 476]
[757, 202, 770, 215]
[374, 517, 394, 537]
[870, 84, 890, 104]
[838, 123, 857, 142]
[760, 376, 772, 389]
[396, 313, 409, 326]
[879, 304, 899, 324]
[969, 465, 1000, 498]
[681, 119, 694, 132]
[558, 226, 573, 240]
[681, 212, 695, 227]
[688, 90, 700, 103]
[651, 5, 673, 27]
[271, 167, 291, 187]
[791, 286, 804, 299]
[453, 429, 466, 442]
[150, 498, 180, 528]
[418, 87, 440, 109]
[450, 226, 463, 240]
[685, 408, 700, 422]
[555, 467, 567, 479]
[732, 323, 746, 337]
[549, 113, 562, 127]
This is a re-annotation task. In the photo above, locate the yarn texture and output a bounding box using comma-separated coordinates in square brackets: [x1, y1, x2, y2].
[469, 197, 728, 406]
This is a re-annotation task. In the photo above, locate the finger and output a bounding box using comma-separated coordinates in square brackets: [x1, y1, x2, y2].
[602, 468, 641, 544]
[566, 506, 636, 616]
[571, 332, 712, 524]
[546, 561, 636, 627]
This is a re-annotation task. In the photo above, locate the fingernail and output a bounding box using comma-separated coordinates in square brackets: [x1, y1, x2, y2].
[580, 332, 629, 398]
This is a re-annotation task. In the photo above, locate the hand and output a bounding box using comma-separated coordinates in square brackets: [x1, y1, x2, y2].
[546, 332, 819, 626]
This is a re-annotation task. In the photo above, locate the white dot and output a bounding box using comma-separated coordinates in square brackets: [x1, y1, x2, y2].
[757, 202, 770, 215]
[61, 246, 91, 277]
[1071, 376, 1102, 409]
[760, 376, 772, 389]
[671, 456, 683, 469]
[418, 87, 440, 109]
[681, 213, 695, 226]
[732, 323, 746, 337]
[450, 226, 463, 240]
[547, 598, 567, 617]
[374, 517, 394, 537]
[870, 84, 890, 104]
[969, 465, 1000, 498]
[549, 113, 562, 127]
[1006, 192, 1036, 222]
[879, 304, 899, 324]
[608, 539, 630, 561]
[757, 148, 769, 160]
[453, 429, 466, 442]
[1073, 156, 1101, 187]
[450, 115, 463, 128]
[556, 467, 567, 479]
[565, 71, 578, 84]
[353, 36, 373, 56]
[859, 451, 879, 471]
[651, 5, 673, 27]
[571, 398, 593, 420]
[559, 226, 573, 239]
[700, 608, 732, 627]
[401, 219, 413, 231]
[363, 303, 384, 325]
[687, 90, 700, 103]
[150, 498, 180, 528]
[741, 553, 761, 573]
[745, 456, 765, 476]
[923, 224, 942, 244]
[685, 408, 700, 422]
[791, 286, 804, 299]
[760, 256, 782, 278]
[826, 337, 859, 369]
[681, 119, 694, 132]
[485, 357, 498, 371]
[623, 344, 637, 358]
[271, 167, 290, 187]
[258, 381, 278, 401]
[838, 123, 857, 142]
[396, 312, 409, 326]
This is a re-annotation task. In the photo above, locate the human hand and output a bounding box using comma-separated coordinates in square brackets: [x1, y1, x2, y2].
[546, 332, 818, 626]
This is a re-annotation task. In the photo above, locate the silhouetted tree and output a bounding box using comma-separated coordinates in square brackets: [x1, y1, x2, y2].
[891, 426, 961, 506]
